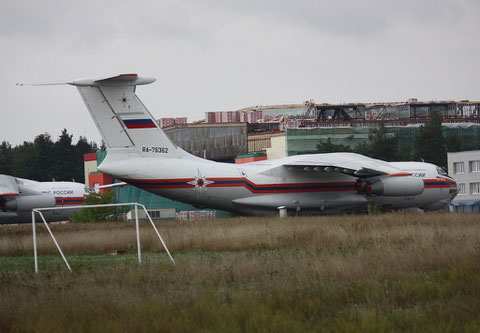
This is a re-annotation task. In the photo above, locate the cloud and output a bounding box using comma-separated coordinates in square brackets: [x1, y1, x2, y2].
[205, 0, 465, 38]
[0, 0, 479, 146]
[0, 0, 214, 49]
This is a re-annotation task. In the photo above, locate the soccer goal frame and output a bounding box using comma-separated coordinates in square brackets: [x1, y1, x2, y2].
[31, 202, 175, 273]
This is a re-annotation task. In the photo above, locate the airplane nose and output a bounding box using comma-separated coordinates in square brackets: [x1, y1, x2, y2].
[449, 179, 458, 200]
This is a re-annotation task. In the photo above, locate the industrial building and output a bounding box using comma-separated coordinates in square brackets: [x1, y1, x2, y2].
[163, 122, 247, 161]
[206, 109, 263, 124]
[158, 117, 187, 128]
[241, 100, 480, 158]
[264, 123, 480, 158]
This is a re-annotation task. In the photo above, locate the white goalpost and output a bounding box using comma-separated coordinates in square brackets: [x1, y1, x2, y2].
[31, 202, 175, 273]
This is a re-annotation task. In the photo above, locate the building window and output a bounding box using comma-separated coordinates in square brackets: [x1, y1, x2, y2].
[453, 162, 464, 174]
[470, 182, 480, 195]
[458, 183, 465, 195]
[469, 160, 480, 173]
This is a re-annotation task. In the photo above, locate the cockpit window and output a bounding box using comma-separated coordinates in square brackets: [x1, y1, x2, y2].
[436, 167, 448, 176]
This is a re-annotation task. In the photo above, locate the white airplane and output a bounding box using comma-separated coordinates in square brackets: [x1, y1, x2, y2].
[26, 74, 458, 215]
[0, 174, 93, 224]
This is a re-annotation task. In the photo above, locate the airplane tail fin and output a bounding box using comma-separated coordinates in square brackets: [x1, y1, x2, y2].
[28, 74, 189, 160]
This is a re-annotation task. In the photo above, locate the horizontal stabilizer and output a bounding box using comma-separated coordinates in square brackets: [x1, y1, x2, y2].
[97, 182, 127, 189]
[18, 73, 156, 87]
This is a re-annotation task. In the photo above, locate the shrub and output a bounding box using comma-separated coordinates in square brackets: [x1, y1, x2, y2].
[70, 191, 126, 223]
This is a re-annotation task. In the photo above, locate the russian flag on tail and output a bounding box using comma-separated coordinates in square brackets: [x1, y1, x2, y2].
[123, 119, 157, 129]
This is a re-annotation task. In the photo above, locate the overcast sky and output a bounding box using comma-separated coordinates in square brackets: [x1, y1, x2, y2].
[1, 0, 479, 146]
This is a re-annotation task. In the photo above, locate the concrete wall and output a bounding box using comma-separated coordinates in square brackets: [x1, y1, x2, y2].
[83, 153, 98, 185]
[266, 135, 287, 160]
[248, 132, 284, 153]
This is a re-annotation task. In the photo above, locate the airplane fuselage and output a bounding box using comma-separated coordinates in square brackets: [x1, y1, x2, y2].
[100, 154, 457, 215]
[0, 177, 90, 224]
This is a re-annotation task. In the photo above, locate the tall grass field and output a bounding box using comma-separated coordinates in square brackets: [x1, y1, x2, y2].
[1, 213, 479, 332]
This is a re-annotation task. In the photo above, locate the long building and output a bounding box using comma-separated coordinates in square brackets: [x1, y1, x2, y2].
[237, 100, 480, 157]
[206, 100, 480, 126]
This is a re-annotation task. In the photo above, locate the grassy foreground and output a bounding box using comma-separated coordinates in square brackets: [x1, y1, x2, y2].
[1, 213, 480, 332]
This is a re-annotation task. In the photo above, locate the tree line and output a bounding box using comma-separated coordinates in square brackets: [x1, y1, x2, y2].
[317, 111, 459, 168]
[0, 129, 101, 183]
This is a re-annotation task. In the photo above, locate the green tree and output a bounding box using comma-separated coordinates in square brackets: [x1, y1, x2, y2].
[316, 125, 401, 162]
[3, 130, 99, 182]
[70, 191, 124, 222]
[413, 111, 447, 167]
[399, 144, 412, 161]
[32, 133, 55, 181]
[316, 138, 353, 153]
[0, 141, 12, 174]
[50, 129, 77, 181]
[364, 123, 399, 161]
[446, 132, 462, 152]
[10, 141, 36, 178]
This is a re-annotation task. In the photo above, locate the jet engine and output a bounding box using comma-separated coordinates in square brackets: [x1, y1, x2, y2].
[3, 195, 56, 212]
[356, 176, 424, 196]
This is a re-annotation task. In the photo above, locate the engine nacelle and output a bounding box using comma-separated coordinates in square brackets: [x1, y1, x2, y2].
[367, 176, 424, 196]
[356, 176, 425, 196]
[4, 195, 56, 212]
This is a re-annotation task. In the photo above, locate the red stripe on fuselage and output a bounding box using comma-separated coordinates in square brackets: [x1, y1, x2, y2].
[423, 179, 457, 189]
[55, 197, 85, 206]
[124, 177, 457, 194]
[128, 178, 195, 189]
[123, 177, 357, 194]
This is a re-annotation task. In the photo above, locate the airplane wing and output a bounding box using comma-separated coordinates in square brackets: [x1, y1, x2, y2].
[279, 153, 404, 177]
[0, 175, 20, 197]
[258, 153, 424, 198]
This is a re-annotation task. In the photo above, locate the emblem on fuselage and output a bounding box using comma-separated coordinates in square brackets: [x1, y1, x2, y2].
[187, 169, 214, 198]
